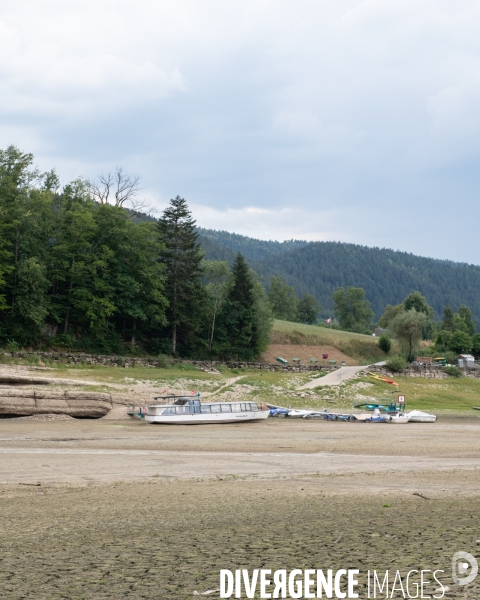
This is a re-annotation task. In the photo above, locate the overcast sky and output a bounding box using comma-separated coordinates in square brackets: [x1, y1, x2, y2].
[1, 1, 480, 262]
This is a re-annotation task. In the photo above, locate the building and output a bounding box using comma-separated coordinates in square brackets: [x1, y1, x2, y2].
[457, 354, 475, 367]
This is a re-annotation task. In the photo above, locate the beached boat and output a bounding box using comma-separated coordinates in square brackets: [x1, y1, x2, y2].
[144, 396, 269, 425]
[406, 410, 437, 423]
[389, 413, 410, 424]
[286, 409, 314, 418]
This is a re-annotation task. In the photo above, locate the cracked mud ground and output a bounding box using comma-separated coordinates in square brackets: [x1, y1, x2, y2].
[0, 418, 479, 599]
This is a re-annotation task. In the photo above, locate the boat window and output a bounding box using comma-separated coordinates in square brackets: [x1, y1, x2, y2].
[174, 397, 189, 405]
[175, 406, 192, 415]
[251, 403, 258, 411]
[240, 403, 247, 411]
[211, 404, 221, 413]
[163, 407, 176, 415]
[231, 403, 241, 412]
[201, 405, 211, 413]
[221, 404, 232, 412]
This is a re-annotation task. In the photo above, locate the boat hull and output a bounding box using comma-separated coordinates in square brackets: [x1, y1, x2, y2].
[145, 410, 269, 425]
[407, 410, 437, 423]
[389, 414, 410, 424]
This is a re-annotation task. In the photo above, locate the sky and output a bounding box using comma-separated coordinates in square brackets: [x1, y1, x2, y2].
[1, 0, 480, 263]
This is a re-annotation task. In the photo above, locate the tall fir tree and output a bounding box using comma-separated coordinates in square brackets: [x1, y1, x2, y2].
[215, 253, 261, 360]
[441, 305, 455, 331]
[157, 196, 204, 353]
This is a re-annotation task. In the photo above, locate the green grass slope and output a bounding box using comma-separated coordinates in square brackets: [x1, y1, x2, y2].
[270, 320, 385, 364]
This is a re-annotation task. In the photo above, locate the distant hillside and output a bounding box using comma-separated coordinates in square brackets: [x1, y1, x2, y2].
[197, 228, 308, 262]
[198, 229, 480, 324]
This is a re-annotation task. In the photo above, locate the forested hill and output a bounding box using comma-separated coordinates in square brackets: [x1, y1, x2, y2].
[198, 230, 480, 321]
[197, 228, 308, 262]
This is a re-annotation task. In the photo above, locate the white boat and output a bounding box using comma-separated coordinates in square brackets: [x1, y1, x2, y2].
[407, 410, 437, 423]
[287, 409, 315, 418]
[144, 396, 269, 425]
[389, 413, 410, 424]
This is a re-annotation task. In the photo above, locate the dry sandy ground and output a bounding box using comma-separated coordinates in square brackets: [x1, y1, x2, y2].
[1, 416, 480, 486]
[1, 417, 479, 599]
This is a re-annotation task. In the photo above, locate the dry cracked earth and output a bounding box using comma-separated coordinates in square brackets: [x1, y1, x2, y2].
[0, 417, 479, 599]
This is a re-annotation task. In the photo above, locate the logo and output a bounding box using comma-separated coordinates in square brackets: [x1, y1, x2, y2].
[452, 551, 478, 586]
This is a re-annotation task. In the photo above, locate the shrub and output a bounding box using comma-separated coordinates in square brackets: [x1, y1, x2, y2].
[443, 351, 457, 365]
[6, 339, 20, 353]
[385, 355, 407, 372]
[157, 354, 173, 369]
[444, 365, 463, 378]
[378, 334, 391, 354]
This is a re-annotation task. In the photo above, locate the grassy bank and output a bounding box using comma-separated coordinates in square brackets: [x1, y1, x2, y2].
[3, 351, 480, 413]
[271, 320, 386, 364]
[348, 375, 480, 412]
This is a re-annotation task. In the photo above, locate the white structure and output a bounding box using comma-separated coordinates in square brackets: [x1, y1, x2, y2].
[457, 354, 475, 368]
[144, 396, 269, 425]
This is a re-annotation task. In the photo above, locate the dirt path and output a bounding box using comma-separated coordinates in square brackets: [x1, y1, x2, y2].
[297, 365, 367, 389]
[202, 375, 245, 396]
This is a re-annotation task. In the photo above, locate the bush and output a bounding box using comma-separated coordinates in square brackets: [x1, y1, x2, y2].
[443, 351, 458, 365]
[157, 354, 173, 369]
[6, 339, 20, 353]
[444, 365, 463, 378]
[378, 334, 391, 354]
[385, 355, 407, 372]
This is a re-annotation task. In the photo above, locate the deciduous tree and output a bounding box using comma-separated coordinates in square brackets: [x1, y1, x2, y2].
[297, 294, 321, 324]
[267, 276, 298, 322]
[447, 331, 472, 354]
[389, 310, 429, 362]
[378, 304, 404, 328]
[332, 286, 374, 333]
[203, 260, 230, 351]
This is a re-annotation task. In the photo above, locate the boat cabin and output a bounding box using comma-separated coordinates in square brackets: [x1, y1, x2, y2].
[147, 396, 259, 417]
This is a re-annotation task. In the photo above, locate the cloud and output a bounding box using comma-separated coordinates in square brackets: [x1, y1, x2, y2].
[191, 204, 351, 243]
[1, 1, 480, 260]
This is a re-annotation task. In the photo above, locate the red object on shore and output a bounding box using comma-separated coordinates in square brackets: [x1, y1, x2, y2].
[322, 354, 329, 359]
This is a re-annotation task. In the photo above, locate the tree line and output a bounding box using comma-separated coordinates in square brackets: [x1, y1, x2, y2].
[199, 230, 480, 324]
[330, 285, 480, 362]
[0, 146, 271, 360]
[2, 145, 478, 364]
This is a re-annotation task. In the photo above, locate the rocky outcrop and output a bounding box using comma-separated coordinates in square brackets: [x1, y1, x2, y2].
[0, 388, 133, 418]
[0, 375, 93, 386]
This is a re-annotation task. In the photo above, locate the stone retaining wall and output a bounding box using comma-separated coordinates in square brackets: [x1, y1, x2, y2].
[369, 364, 480, 379]
[1, 352, 337, 373]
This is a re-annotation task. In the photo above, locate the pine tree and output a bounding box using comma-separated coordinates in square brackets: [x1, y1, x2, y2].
[441, 305, 455, 331]
[157, 196, 204, 353]
[215, 253, 261, 360]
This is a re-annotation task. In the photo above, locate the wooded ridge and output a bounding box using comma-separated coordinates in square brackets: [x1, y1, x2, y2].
[198, 228, 480, 322]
